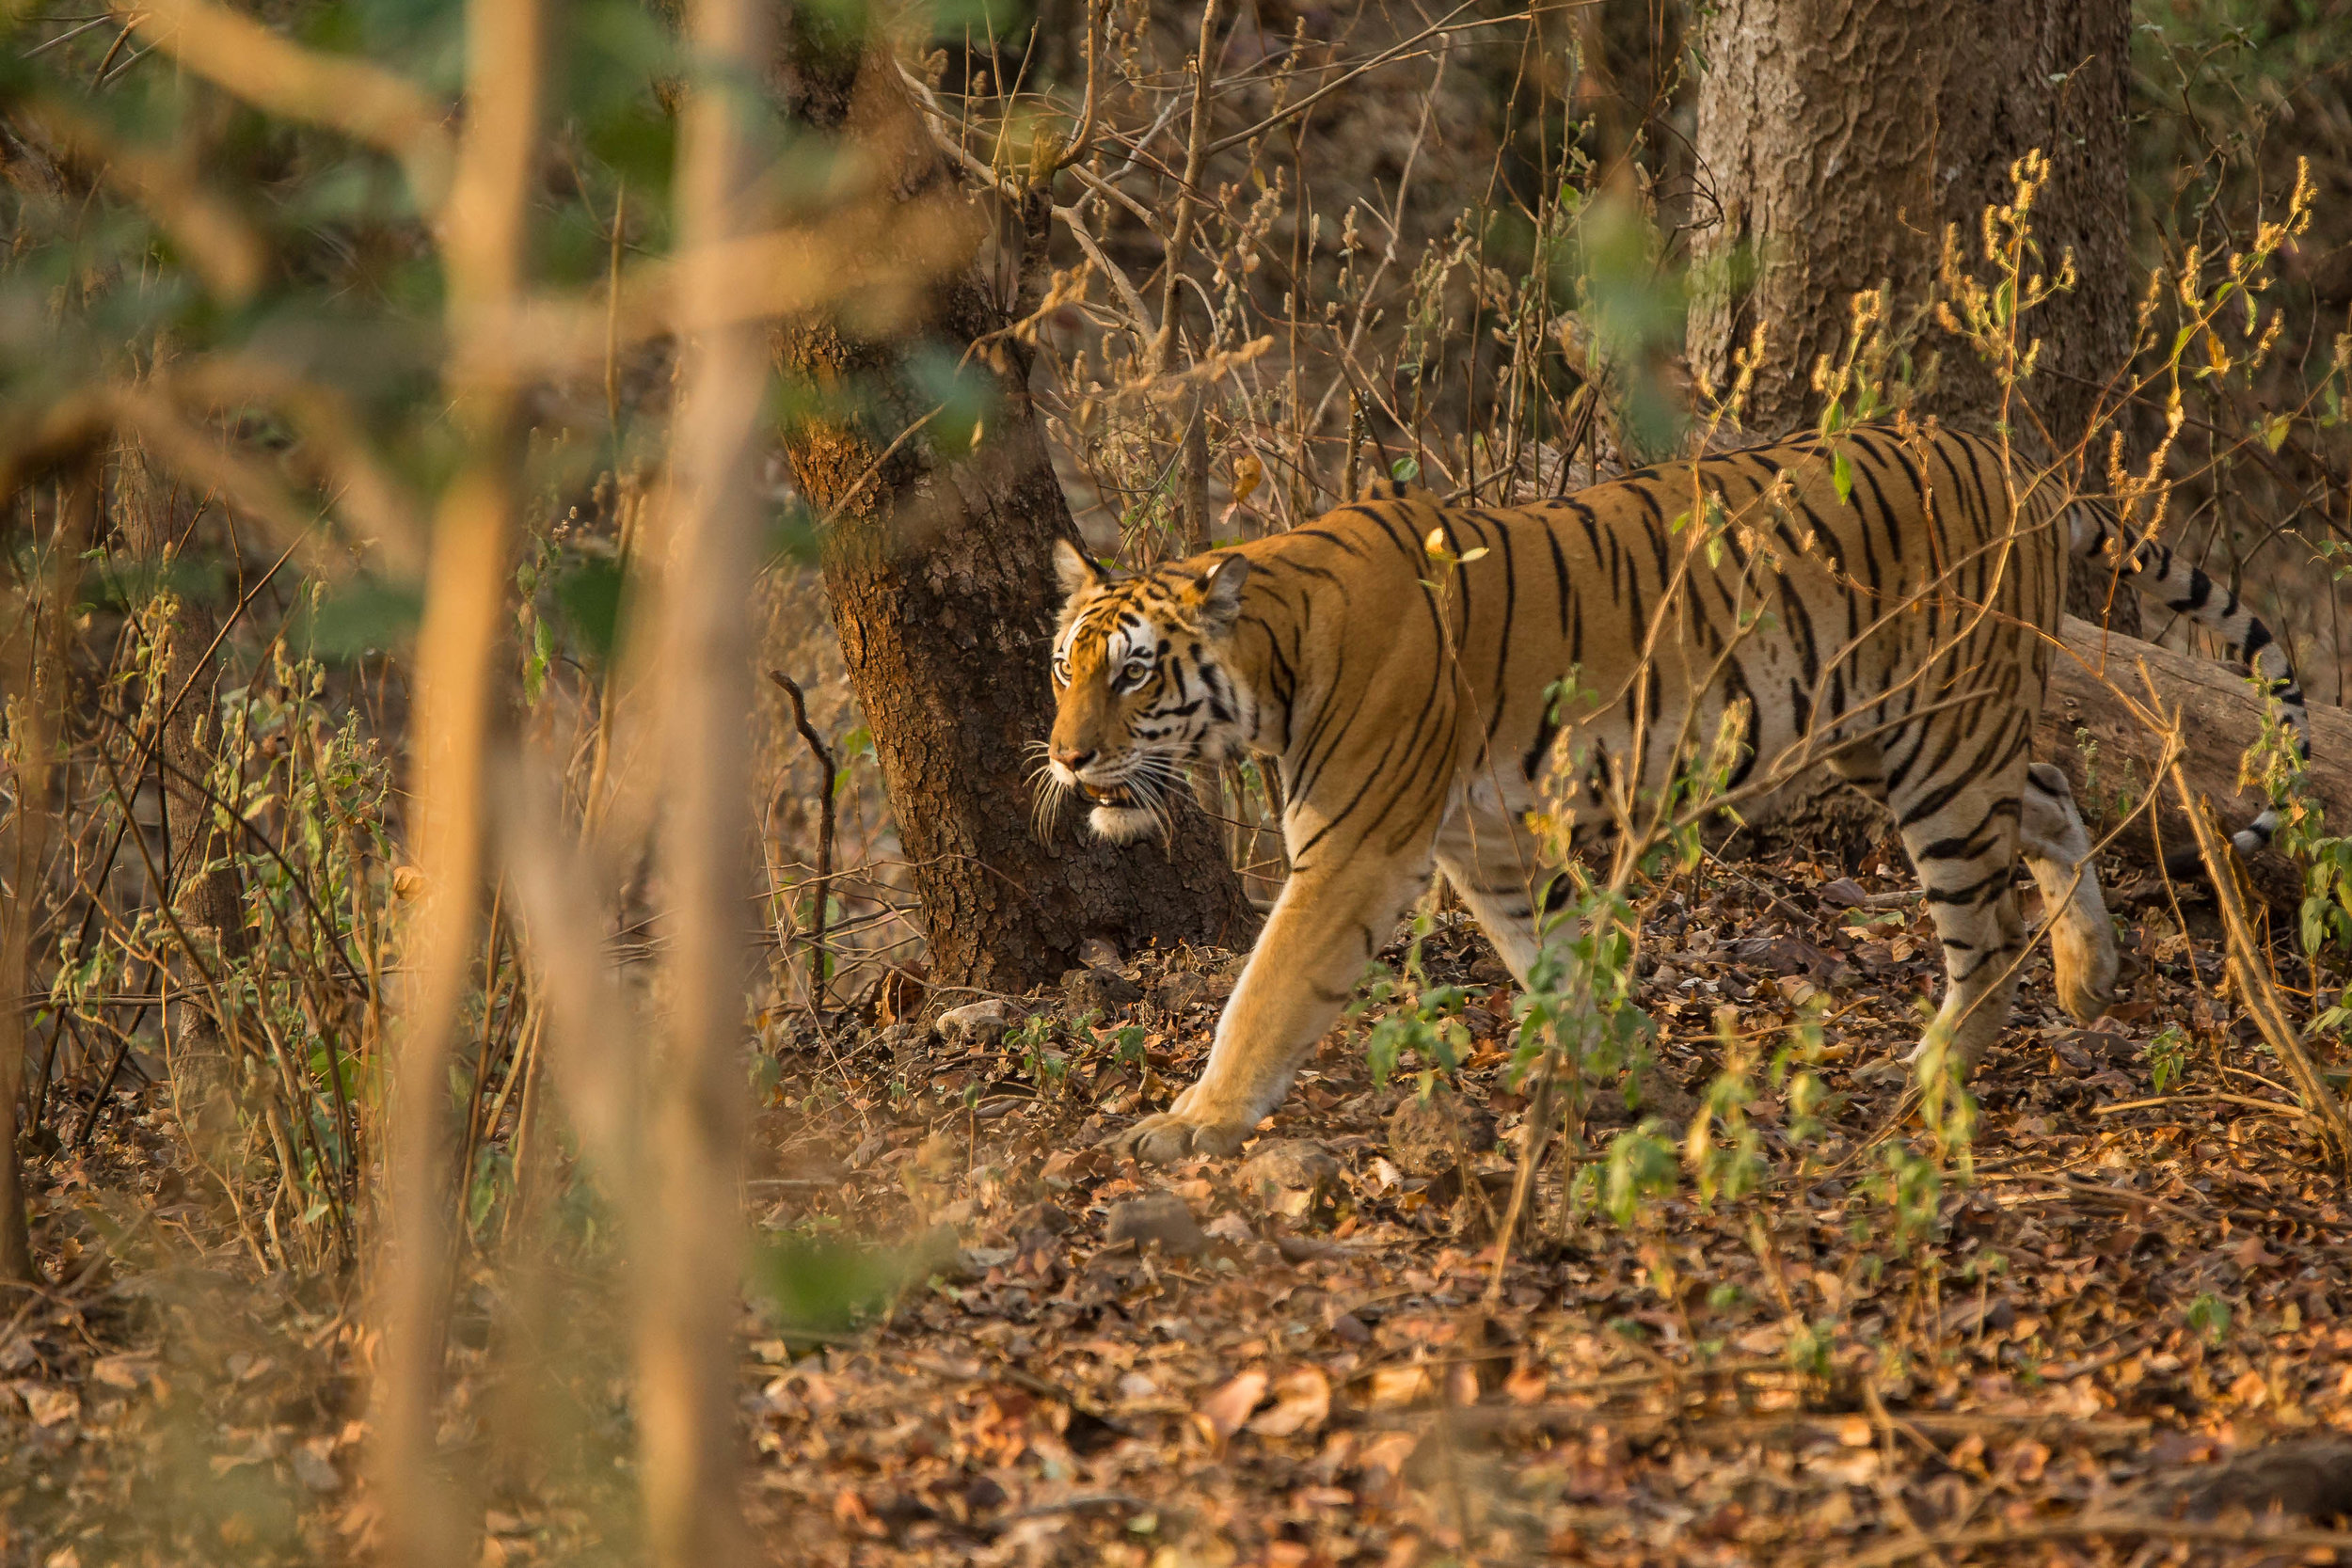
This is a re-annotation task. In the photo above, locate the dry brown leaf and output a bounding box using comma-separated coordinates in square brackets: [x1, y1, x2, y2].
[23, 1386, 79, 1427]
[1196, 1369, 1270, 1445]
[1248, 1368, 1331, 1437]
[88, 1354, 153, 1391]
[1368, 1365, 1431, 1409]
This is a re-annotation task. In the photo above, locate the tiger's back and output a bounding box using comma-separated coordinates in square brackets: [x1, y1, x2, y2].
[1248, 425, 2063, 868]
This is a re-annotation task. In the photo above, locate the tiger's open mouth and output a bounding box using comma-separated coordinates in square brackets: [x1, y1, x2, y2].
[1081, 783, 1138, 808]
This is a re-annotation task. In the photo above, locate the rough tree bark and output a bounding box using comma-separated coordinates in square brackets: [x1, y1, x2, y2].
[0, 475, 94, 1282]
[773, 39, 1255, 992]
[1685, 0, 2137, 632]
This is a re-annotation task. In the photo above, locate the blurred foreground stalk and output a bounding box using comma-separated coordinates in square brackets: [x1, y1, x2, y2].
[372, 0, 546, 1555]
[629, 0, 768, 1554]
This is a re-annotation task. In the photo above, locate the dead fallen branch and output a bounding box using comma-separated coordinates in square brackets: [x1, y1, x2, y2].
[1836, 1513, 2352, 1568]
[2045, 614, 2352, 914]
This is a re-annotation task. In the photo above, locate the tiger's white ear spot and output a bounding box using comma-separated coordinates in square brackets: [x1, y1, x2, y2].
[1054, 539, 1104, 597]
[1200, 553, 1250, 630]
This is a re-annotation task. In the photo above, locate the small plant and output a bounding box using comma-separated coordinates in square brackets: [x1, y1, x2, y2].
[1009, 1012, 1075, 1088]
[2187, 1291, 2233, 1347]
[1356, 922, 1472, 1089]
[1685, 1010, 1766, 1208]
[1600, 1122, 1677, 1227]
[1880, 1142, 1945, 1254]
[1786, 1320, 1836, 1383]
[2143, 1024, 2191, 1095]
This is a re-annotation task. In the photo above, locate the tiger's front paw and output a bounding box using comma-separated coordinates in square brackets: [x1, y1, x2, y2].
[1108, 1110, 1254, 1165]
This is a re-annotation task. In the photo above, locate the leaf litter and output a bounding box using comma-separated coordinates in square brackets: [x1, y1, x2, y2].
[5, 849, 2352, 1564]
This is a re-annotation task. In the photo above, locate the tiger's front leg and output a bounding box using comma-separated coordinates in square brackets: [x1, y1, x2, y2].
[1118, 853, 1430, 1164]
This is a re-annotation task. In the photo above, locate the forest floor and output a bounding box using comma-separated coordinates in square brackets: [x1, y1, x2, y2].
[6, 844, 2352, 1566]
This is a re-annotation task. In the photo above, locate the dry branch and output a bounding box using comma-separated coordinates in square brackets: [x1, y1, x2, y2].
[2169, 753, 2352, 1172]
[118, 0, 454, 210]
[632, 0, 769, 1550]
[0, 473, 95, 1283]
[1837, 1513, 2352, 1568]
[768, 671, 839, 1012]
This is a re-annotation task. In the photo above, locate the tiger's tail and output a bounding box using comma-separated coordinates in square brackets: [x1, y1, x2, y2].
[2064, 501, 2310, 862]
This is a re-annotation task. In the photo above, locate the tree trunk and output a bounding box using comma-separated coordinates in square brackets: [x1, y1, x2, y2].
[773, 42, 1256, 992]
[1684, 0, 2137, 632]
[111, 434, 251, 1139]
[0, 475, 95, 1282]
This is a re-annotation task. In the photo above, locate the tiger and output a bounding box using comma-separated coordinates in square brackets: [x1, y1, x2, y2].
[1041, 420, 2309, 1164]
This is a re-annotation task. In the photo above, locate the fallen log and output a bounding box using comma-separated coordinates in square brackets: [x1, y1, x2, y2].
[1740, 616, 2344, 919]
[2042, 613, 2351, 918]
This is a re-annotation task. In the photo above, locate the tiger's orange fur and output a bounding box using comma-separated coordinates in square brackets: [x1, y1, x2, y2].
[1043, 423, 2306, 1163]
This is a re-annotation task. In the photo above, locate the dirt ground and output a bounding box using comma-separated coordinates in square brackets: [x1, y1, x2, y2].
[6, 845, 2352, 1567]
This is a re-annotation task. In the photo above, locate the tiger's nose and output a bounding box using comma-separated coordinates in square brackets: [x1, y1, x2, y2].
[1053, 747, 1096, 772]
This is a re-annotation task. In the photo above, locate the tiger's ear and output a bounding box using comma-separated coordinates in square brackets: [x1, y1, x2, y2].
[1053, 539, 1104, 597]
[1199, 553, 1250, 632]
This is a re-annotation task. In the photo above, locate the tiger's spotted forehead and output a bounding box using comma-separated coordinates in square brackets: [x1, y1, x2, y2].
[1055, 577, 1195, 670]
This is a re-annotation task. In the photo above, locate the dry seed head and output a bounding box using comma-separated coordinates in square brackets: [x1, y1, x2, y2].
[2252, 309, 2283, 368]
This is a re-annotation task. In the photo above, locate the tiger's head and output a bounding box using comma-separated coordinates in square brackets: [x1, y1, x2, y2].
[1041, 540, 1256, 844]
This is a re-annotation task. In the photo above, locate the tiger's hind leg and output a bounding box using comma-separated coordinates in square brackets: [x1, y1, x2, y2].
[1432, 797, 1550, 984]
[1886, 734, 2031, 1072]
[2019, 763, 2118, 1022]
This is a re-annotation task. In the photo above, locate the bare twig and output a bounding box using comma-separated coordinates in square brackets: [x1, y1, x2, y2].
[768, 671, 839, 1014]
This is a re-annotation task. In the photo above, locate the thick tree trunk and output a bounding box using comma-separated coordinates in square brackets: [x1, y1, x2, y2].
[112, 435, 251, 1136]
[0, 477, 94, 1282]
[775, 44, 1255, 992]
[1684, 0, 2137, 631]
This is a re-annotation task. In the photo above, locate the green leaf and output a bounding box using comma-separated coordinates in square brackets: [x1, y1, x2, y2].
[1365, 1018, 1406, 1087]
[297, 579, 423, 661]
[556, 556, 627, 660]
[752, 1235, 910, 1338]
[1832, 452, 1854, 506]
[523, 615, 553, 705]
